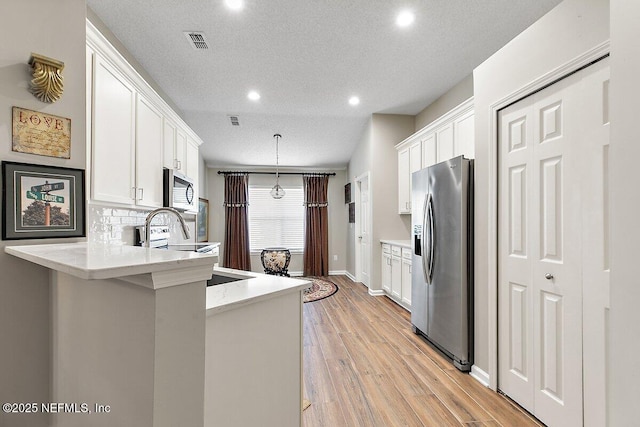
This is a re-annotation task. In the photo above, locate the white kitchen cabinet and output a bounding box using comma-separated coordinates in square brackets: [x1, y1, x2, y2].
[163, 118, 177, 169]
[164, 125, 199, 182]
[91, 54, 136, 206]
[87, 22, 203, 210]
[398, 139, 424, 214]
[381, 244, 392, 294]
[395, 98, 474, 215]
[401, 248, 412, 307]
[135, 94, 164, 208]
[186, 136, 199, 181]
[398, 148, 410, 214]
[422, 133, 436, 168]
[454, 109, 475, 159]
[390, 246, 402, 299]
[380, 242, 411, 311]
[436, 123, 454, 162]
[91, 53, 164, 209]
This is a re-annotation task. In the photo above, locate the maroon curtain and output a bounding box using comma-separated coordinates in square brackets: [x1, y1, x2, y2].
[303, 175, 329, 276]
[223, 173, 251, 271]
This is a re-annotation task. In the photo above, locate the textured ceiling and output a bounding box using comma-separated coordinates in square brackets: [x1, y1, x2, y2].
[87, 0, 562, 168]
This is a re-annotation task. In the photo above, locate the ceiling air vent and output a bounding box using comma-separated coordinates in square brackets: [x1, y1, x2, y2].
[228, 115, 240, 126]
[184, 31, 209, 50]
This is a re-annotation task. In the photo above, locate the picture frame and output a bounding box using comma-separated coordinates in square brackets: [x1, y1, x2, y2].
[2, 161, 85, 240]
[348, 202, 355, 223]
[197, 197, 209, 242]
[344, 183, 351, 204]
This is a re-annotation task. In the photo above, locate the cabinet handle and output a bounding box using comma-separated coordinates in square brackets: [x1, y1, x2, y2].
[131, 187, 137, 200]
[177, 160, 182, 170]
[138, 188, 144, 200]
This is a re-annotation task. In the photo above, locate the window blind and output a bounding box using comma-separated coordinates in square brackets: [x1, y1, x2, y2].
[248, 186, 304, 251]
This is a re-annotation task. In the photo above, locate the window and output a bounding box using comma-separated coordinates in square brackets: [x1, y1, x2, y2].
[248, 186, 304, 252]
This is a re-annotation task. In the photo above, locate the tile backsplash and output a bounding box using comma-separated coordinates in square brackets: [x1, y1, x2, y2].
[89, 205, 196, 246]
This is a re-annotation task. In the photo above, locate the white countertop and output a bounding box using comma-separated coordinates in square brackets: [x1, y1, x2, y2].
[6, 242, 310, 314]
[206, 267, 311, 314]
[5, 242, 217, 280]
[380, 239, 412, 248]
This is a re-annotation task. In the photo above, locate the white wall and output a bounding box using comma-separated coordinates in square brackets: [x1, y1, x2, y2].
[609, 0, 640, 424]
[0, 1, 87, 426]
[207, 168, 348, 275]
[473, 0, 609, 381]
[346, 114, 414, 288]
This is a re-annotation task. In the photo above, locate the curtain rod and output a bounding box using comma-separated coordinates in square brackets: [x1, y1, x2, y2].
[217, 171, 336, 176]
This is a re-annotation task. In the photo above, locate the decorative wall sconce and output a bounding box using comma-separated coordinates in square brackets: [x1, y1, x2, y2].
[28, 53, 64, 103]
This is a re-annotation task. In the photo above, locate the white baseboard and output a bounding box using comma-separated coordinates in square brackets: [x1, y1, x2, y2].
[289, 271, 304, 277]
[470, 365, 490, 388]
[344, 271, 356, 282]
[328, 270, 347, 276]
[368, 289, 385, 296]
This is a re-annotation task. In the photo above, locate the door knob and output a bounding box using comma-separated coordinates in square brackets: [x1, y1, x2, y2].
[544, 273, 554, 280]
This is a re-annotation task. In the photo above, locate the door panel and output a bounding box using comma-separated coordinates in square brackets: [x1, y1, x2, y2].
[499, 58, 610, 427]
[580, 59, 611, 427]
[499, 97, 535, 413]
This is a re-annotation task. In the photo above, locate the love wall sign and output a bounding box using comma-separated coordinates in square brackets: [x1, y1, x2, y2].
[12, 106, 71, 159]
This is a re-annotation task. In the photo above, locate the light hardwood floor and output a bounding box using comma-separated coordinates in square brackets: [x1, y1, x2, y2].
[302, 275, 543, 427]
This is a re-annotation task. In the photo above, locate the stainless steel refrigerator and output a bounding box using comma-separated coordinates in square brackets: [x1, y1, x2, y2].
[411, 155, 473, 371]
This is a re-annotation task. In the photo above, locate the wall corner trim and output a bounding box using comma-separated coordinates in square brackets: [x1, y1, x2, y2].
[470, 365, 491, 388]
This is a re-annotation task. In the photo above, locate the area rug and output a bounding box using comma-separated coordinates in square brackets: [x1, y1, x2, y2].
[302, 277, 338, 303]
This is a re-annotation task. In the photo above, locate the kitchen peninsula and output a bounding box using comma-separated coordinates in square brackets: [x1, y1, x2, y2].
[5, 243, 309, 427]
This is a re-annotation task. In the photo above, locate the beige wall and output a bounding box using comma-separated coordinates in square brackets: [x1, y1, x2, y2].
[609, 0, 640, 423]
[473, 0, 609, 379]
[0, 1, 87, 426]
[346, 114, 414, 289]
[207, 168, 348, 275]
[415, 74, 474, 131]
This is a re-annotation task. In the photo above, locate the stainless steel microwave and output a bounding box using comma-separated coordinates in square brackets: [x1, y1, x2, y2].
[163, 168, 196, 212]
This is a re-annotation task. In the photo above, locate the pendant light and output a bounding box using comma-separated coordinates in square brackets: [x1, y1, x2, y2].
[270, 133, 286, 199]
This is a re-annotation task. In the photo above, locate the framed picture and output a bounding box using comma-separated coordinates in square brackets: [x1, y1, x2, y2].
[197, 197, 209, 242]
[348, 202, 355, 223]
[2, 161, 85, 240]
[344, 183, 351, 204]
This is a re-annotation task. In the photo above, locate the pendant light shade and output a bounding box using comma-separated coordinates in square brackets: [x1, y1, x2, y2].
[270, 184, 286, 199]
[271, 133, 286, 199]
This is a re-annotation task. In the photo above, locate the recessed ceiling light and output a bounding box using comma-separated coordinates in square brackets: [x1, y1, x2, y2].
[225, 0, 244, 11]
[248, 91, 260, 101]
[349, 96, 360, 106]
[396, 10, 415, 27]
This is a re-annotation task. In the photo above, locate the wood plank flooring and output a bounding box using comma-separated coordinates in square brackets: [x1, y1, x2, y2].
[302, 276, 543, 427]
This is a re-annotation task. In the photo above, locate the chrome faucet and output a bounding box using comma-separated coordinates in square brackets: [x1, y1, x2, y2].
[143, 207, 190, 247]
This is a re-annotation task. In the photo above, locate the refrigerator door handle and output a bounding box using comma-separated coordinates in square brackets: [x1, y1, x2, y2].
[422, 194, 430, 284]
[427, 193, 435, 283]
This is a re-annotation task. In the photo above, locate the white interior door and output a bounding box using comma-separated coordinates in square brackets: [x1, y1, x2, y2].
[580, 59, 610, 427]
[498, 59, 609, 427]
[357, 175, 371, 287]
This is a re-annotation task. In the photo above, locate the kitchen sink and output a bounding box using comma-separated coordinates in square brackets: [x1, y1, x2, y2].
[207, 273, 242, 286]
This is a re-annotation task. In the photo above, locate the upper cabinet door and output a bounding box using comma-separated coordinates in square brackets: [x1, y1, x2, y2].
[135, 94, 164, 208]
[436, 123, 454, 162]
[92, 55, 136, 205]
[185, 136, 199, 181]
[454, 110, 475, 159]
[398, 147, 410, 214]
[163, 118, 177, 170]
[176, 129, 187, 172]
[422, 133, 437, 168]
